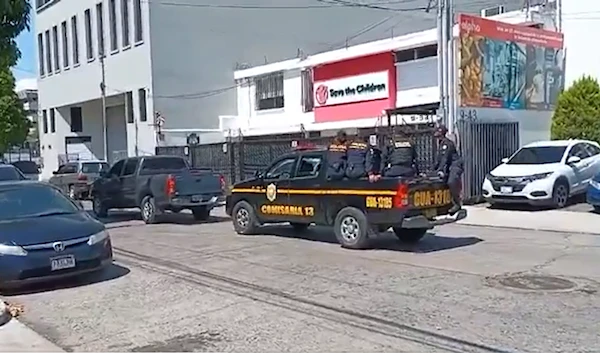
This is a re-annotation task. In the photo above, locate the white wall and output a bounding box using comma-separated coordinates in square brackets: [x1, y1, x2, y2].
[561, 0, 600, 87]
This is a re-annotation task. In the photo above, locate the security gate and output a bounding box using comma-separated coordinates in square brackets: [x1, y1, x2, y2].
[457, 121, 520, 202]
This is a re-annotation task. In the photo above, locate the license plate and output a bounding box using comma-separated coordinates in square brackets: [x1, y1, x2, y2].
[51, 255, 75, 271]
[191, 195, 203, 202]
[422, 208, 437, 219]
[412, 189, 452, 208]
[500, 186, 513, 194]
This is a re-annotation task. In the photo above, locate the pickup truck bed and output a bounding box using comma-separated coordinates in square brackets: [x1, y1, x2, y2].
[226, 148, 467, 249]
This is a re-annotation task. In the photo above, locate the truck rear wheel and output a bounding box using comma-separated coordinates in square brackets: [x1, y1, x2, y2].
[141, 195, 160, 224]
[393, 227, 428, 244]
[334, 207, 370, 249]
[232, 201, 258, 235]
[192, 206, 210, 221]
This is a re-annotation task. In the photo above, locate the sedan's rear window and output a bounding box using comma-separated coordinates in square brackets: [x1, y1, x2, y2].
[11, 161, 39, 174]
[0, 185, 79, 221]
[0, 166, 25, 181]
[81, 162, 109, 173]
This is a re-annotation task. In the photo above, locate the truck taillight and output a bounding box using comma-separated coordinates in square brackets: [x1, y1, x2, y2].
[77, 173, 87, 181]
[219, 174, 226, 191]
[166, 174, 176, 196]
[393, 182, 409, 208]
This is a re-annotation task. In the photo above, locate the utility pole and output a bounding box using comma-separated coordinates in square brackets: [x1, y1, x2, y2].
[99, 50, 108, 163]
[437, 0, 447, 125]
[437, 0, 455, 130]
[446, 0, 455, 132]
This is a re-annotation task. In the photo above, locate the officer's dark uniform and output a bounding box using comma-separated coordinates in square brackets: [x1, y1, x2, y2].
[433, 125, 463, 214]
[345, 139, 369, 179]
[326, 132, 348, 181]
[367, 145, 382, 178]
[381, 135, 419, 177]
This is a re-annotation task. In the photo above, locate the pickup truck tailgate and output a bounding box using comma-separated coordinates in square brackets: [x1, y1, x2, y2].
[407, 176, 453, 212]
[173, 171, 223, 201]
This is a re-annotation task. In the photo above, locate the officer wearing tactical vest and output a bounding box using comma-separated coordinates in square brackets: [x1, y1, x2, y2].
[345, 136, 369, 179]
[326, 130, 348, 181]
[433, 124, 463, 215]
[381, 131, 419, 177]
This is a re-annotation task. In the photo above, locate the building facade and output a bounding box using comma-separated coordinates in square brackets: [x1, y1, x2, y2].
[34, 0, 523, 178]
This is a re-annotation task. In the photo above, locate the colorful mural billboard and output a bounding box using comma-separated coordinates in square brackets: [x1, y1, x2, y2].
[458, 14, 565, 110]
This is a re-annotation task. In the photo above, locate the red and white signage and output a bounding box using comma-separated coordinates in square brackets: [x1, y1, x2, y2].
[314, 71, 389, 107]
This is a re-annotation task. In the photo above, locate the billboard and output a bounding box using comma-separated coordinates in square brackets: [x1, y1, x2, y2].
[458, 14, 565, 110]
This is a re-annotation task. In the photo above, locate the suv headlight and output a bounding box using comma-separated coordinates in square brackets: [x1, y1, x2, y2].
[525, 172, 552, 181]
[0, 243, 27, 256]
[88, 230, 109, 245]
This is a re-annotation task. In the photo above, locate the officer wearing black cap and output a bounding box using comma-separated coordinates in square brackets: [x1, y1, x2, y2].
[434, 124, 463, 214]
[380, 130, 419, 177]
[345, 136, 369, 180]
[326, 130, 348, 181]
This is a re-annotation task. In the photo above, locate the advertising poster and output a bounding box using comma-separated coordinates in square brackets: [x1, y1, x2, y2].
[458, 14, 564, 111]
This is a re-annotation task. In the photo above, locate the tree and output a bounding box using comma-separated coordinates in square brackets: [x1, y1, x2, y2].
[551, 75, 600, 142]
[0, 0, 31, 153]
[0, 67, 30, 153]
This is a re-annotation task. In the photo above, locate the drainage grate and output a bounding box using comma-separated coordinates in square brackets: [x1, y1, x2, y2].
[493, 274, 576, 291]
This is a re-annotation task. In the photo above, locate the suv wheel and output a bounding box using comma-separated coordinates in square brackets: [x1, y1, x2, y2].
[552, 180, 569, 208]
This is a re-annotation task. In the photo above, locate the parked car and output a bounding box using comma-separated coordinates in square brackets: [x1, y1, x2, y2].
[0, 181, 113, 290]
[0, 164, 26, 181]
[48, 161, 109, 199]
[90, 156, 225, 224]
[586, 171, 600, 211]
[11, 161, 41, 181]
[482, 139, 600, 208]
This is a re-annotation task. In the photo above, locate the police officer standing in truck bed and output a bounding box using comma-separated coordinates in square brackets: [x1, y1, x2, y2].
[326, 130, 348, 181]
[433, 124, 463, 215]
[380, 131, 419, 177]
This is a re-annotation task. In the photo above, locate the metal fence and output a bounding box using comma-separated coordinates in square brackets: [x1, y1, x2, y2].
[156, 129, 439, 186]
[457, 120, 520, 202]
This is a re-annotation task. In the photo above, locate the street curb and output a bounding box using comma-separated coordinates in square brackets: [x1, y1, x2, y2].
[457, 220, 600, 236]
[0, 301, 11, 327]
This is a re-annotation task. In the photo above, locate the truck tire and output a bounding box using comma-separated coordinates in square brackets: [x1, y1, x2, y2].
[192, 206, 210, 221]
[92, 195, 108, 218]
[393, 227, 428, 244]
[290, 222, 309, 232]
[232, 201, 258, 235]
[140, 195, 160, 224]
[334, 207, 370, 249]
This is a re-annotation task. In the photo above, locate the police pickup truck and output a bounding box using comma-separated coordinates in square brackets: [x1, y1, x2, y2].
[225, 147, 467, 249]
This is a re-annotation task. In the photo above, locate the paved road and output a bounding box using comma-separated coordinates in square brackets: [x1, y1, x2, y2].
[4, 208, 600, 352]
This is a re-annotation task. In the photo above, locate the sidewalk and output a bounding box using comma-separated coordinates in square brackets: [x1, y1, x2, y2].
[0, 302, 63, 352]
[458, 205, 600, 234]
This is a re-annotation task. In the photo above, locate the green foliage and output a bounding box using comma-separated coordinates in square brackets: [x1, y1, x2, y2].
[0, 67, 30, 153]
[0, 0, 31, 67]
[551, 76, 600, 142]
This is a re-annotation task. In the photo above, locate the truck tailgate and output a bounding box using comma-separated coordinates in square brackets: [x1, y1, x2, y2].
[173, 171, 223, 198]
[406, 176, 453, 214]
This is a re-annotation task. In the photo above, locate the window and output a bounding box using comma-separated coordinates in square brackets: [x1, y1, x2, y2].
[0, 185, 80, 222]
[122, 159, 138, 176]
[49, 109, 56, 133]
[108, 159, 125, 176]
[0, 166, 25, 181]
[42, 110, 48, 133]
[61, 21, 69, 68]
[585, 143, 600, 156]
[140, 157, 187, 172]
[568, 144, 591, 160]
[394, 44, 437, 63]
[255, 72, 284, 110]
[295, 156, 321, 178]
[37, 33, 45, 76]
[82, 162, 109, 173]
[121, 0, 130, 47]
[109, 0, 118, 51]
[301, 69, 313, 113]
[265, 157, 296, 179]
[85, 9, 94, 60]
[12, 161, 40, 175]
[96, 2, 105, 57]
[138, 88, 147, 121]
[507, 146, 567, 165]
[52, 25, 60, 72]
[71, 16, 79, 65]
[57, 163, 78, 174]
[133, 0, 143, 42]
[44, 30, 52, 74]
[126, 91, 134, 123]
[70, 107, 83, 132]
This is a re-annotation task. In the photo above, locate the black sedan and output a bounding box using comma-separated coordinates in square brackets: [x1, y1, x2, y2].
[0, 164, 26, 181]
[0, 181, 113, 289]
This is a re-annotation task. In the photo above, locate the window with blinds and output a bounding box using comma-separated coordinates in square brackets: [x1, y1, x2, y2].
[254, 72, 284, 111]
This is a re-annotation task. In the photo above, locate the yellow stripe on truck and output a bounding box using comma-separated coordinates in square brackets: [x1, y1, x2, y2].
[231, 188, 397, 196]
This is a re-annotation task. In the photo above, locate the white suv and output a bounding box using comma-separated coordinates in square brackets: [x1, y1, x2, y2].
[482, 139, 600, 208]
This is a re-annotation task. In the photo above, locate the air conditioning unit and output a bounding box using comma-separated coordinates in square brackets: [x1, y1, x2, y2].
[481, 5, 505, 17]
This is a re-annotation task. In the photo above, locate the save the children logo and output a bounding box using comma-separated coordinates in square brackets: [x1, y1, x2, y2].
[315, 84, 329, 105]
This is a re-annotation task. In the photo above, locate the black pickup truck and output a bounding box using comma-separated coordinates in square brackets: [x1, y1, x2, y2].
[226, 147, 467, 249]
[91, 156, 225, 224]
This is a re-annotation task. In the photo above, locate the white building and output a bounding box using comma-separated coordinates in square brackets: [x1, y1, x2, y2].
[224, 5, 561, 147]
[34, 0, 523, 179]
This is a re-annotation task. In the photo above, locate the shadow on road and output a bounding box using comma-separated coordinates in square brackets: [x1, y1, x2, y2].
[1, 263, 130, 297]
[257, 225, 482, 253]
[87, 210, 230, 226]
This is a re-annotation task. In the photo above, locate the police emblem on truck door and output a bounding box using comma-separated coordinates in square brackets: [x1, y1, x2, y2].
[266, 183, 277, 202]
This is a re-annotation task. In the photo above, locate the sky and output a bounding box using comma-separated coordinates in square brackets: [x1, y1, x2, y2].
[12, 12, 37, 86]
